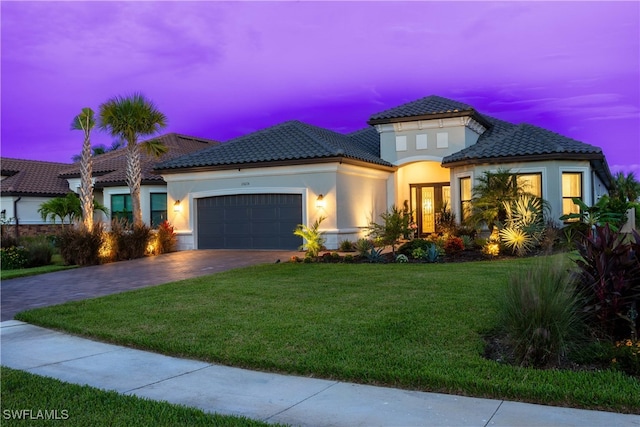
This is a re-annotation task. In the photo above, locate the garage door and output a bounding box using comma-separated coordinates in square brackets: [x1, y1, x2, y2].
[197, 194, 303, 249]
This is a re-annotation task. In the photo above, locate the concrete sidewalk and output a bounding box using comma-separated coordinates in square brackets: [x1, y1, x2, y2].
[2, 321, 638, 426]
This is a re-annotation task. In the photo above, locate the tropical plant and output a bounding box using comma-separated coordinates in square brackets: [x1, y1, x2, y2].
[499, 194, 545, 256]
[611, 171, 640, 203]
[367, 205, 411, 255]
[338, 240, 355, 252]
[354, 238, 373, 257]
[436, 202, 457, 235]
[98, 93, 168, 228]
[365, 246, 385, 263]
[71, 139, 125, 162]
[500, 260, 585, 368]
[293, 216, 326, 258]
[38, 193, 82, 225]
[560, 196, 628, 233]
[71, 107, 96, 229]
[573, 225, 640, 339]
[467, 169, 528, 230]
[38, 193, 109, 226]
[395, 254, 409, 263]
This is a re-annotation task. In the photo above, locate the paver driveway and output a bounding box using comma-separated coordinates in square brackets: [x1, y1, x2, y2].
[1, 250, 297, 321]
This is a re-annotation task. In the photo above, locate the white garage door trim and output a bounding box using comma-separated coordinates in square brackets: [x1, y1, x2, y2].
[190, 187, 308, 250]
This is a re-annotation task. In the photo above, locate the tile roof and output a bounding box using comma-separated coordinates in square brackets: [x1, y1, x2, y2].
[60, 133, 217, 187]
[1, 158, 71, 196]
[368, 95, 476, 124]
[442, 115, 604, 165]
[155, 121, 394, 172]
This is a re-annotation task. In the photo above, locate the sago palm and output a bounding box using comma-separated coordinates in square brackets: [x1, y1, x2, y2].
[71, 107, 96, 229]
[98, 93, 168, 227]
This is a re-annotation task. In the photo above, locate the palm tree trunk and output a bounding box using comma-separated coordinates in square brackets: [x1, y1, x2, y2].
[80, 132, 93, 229]
[126, 142, 143, 228]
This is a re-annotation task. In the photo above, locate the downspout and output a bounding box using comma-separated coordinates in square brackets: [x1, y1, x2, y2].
[13, 196, 22, 241]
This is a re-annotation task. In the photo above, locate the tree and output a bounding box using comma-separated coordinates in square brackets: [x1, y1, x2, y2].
[611, 171, 640, 203]
[71, 139, 124, 162]
[98, 93, 168, 228]
[71, 107, 96, 229]
[467, 169, 528, 230]
[38, 193, 109, 226]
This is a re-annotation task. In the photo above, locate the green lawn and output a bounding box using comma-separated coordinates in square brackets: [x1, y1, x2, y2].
[1, 254, 76, 280]
[15, 256, 640, 413]
[0, 367, 275, 426]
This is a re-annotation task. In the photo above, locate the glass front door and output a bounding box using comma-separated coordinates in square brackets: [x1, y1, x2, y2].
[410, 183, 450, 236]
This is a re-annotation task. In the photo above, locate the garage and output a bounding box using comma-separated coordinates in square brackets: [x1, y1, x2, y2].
[197, 194, 303, 250]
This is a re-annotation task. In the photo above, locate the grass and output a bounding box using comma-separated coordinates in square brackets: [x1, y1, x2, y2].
[0, 367, 274, 426]
[1, 254, 76, 280]
[15, 256, 640, 414]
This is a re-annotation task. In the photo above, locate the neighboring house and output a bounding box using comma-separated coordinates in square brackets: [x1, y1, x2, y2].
[155, 95, 612, 251]
[1, 158, 72, 238]
[58, 133, 218, 227]
[0, 133, 217, 238]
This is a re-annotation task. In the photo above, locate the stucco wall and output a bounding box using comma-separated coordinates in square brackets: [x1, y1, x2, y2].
[0, 196, 59, 225]
[377, 117, 484, 166]
[163, 163, 390, 250]
[448, 160, 596, 226]
[101, 185, 167, 227]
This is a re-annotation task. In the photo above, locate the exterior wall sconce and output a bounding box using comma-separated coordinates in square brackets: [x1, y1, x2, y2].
[316, 194, 325, 209]
[173, 200, 182, 213]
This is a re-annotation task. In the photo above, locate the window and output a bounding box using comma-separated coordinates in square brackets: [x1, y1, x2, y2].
[517, 173, 542, 198]
[459, 177, 472, 222]
[150, 193, 167, 227]
[111, 194, 132, 224]
[562, 172, 582, 219]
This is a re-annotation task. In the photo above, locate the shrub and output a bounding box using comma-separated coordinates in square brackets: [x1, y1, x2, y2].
[58, 223, 104, 266]
[444, 236, 464, 256]
[367, 205, 410, 255]
[411, 247, 426, 260]
[365, 247, 385, 263]
[338, 240, 355, 252]
[355, 238, 373, 257]
[149, 220, 177, 255]
[500, 260, 585, 368]
[573, 225, 640, 339]
[611, 338, 640, 376]
[0, 246, 29, 270]
[395, 254, 408, 263]
[343, 254, 354, 263]
[294, 216, 326, 258]
[109, 219, 153, 261]
[22, 236, 53, 267]
[397, 238, 431, 257]
[459, 235, 474, 250]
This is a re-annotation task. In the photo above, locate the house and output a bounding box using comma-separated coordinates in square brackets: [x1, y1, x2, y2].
[1, 158, 72, 238]
[155, 95, 612, 251]
[0, 133, 218, 238]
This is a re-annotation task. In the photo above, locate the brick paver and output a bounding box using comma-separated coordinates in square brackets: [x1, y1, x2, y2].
[1, 250, 297, 321]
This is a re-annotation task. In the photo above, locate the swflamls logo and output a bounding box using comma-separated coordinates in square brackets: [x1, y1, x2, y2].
[2, 409, 69, 420]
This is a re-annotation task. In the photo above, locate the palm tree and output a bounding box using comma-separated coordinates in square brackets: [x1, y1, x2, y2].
[98, 93, 167, 228]
[38, 193, 109, 226]
[467, 169, 527, 230]
[611, 171, 640, 203]
[70, 139, 125, 162]
[71, 107, 95, 229]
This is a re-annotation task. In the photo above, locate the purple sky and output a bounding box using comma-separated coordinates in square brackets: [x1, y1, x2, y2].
[1, 1, 639, 175]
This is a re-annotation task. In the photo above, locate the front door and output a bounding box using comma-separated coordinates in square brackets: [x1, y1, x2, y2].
[410, 183, 450, 236]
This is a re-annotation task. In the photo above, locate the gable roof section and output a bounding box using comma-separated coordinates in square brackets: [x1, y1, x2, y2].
[367, 95, 489, 126]
[1, 158, 71, 197]
[59, 133, 217, 187]
[155, 121, 394, 173]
